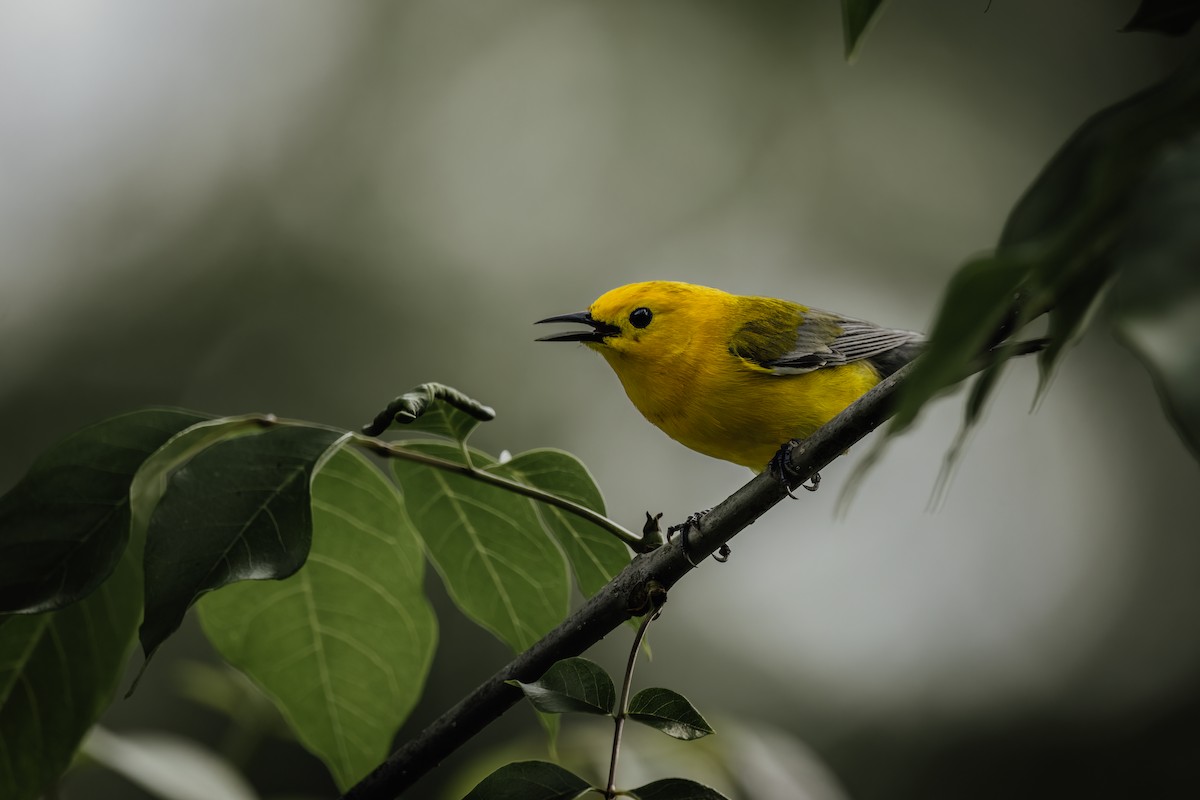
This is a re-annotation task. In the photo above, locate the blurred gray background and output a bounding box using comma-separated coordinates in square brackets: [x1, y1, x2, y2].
[3, 1, 1198, 798]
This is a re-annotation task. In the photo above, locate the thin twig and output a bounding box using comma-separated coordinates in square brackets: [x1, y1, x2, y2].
[606, 595, 662, 798]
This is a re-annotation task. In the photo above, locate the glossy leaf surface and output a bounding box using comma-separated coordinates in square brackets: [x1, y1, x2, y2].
[507, 657, 615, 716]
[463, 760, 591, 800]
[0, 408, 209, 614]
[140, 424, 344, 661]
[628, 688, 714, 741]
[627, 778, 730, 800]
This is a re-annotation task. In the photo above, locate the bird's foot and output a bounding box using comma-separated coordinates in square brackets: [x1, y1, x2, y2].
[769, 440, 821, 498]
[666, 509, 730, 566]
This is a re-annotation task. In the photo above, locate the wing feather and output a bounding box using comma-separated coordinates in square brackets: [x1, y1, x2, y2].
[733, 309, 923, 375]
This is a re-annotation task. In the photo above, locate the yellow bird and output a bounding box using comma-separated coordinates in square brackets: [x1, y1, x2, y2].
[536, 281, 923, 473]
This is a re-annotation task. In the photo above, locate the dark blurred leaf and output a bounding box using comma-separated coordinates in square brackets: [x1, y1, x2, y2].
[139, 424, 344, 663]
[1035, 258, 1116, 401]
[889, 255, 1027, 434]
[964, 357, 1008, 430]
[1122, 0, 1200, 35]
[198, 446, 436, 790]
[362, 382, 495, 441]
[0, 534, 141, 800]
[887, 58, 1200, 442]
[999, 60, 1200, 254]
[463, 760, 592, 800]
[0, 408, 209, 614]
[507, 657, 615, 715]
[628, 688, 714, 741]
[840, 0, 888, 61]
[392, 441, 569, 653]
[626, 778, 730, 800]
[489, 449, 630, 599]
[1108, 133, 1200, 462]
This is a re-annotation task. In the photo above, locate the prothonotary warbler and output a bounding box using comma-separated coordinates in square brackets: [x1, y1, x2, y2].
[537, 281, 924, 473]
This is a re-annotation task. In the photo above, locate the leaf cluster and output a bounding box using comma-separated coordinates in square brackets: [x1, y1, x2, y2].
[882, 57, 1200, 469]
[0, 389, 637, 798]
[464, 657, 721, 800]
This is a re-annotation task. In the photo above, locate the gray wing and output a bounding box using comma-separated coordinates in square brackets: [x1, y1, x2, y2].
[762, 313, 924, 376]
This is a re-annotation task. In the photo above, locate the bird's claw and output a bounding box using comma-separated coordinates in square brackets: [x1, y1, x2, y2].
[769, 440, 820, 497]
[666, 509, 729, 566]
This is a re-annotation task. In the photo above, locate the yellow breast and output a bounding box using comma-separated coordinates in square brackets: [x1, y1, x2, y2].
[601, 345, 881, 471]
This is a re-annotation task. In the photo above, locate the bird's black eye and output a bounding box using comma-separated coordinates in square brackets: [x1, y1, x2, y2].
[629, 307, 653, 329]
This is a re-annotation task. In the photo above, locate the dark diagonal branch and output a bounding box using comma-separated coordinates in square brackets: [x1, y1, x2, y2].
[339, 358, 927, 800]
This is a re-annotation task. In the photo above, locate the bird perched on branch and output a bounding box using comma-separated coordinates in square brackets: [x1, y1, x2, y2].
[536, 281, 924, 474]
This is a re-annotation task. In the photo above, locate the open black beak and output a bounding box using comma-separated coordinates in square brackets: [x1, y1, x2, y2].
[535, 311, 621, 343]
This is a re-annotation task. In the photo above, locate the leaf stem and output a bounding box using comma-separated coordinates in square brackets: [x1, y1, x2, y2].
[605, 589, 663, 798]
[352, 434, 654, 552]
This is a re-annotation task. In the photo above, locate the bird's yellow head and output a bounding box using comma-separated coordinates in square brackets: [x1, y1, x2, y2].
[536, 281, 733, 365]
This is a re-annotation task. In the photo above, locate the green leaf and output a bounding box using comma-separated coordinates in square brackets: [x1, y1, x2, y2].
[392, 442, 569, 652]
[626, 778, 730, 800]
[840, 0, 889, 61]
[627, 688, 714, 741]
[889, 255, 1027, 434]
[489, 449, 630, 599]
[139, 424, 345, 663]
[0, 408, 209, 614]
[1122, 0, 1200, 35]
[0, 535, 142, 800]
[463, 760, 592, 800]
[197, 446, 436, 790]
[362, 382, 495, 441]
[507, 657, 615, 715]
[1108, 133, 1200, 462]
[1035, 260, 1114, 401]
[128, 414, 279, 545]
[887, 60, 1200, 447]
[998, 61, 1200, 255]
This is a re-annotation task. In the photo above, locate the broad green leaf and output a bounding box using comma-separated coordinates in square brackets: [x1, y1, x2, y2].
[1122, 0, 1200, 35]
[392, 442, 569, 653]
[490, 449, 630, 599]
[507, 657, 615, 716]
[198, 447, 436, 790]
[0, 408, 209, 614]
[362, 382, 495, 442]
[0, 536, 141, 800]
[1108, 134, 1200, 462]
[463, 760, 591, 800]
[626, 778, 730, 800]
[628, 688, 714, 741]
[139, 424, 344, 662]
[840, 0, 888, 61]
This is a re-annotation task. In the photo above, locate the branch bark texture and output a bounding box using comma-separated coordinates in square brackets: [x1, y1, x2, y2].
[340, 362, 913, 799]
